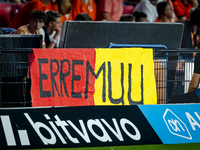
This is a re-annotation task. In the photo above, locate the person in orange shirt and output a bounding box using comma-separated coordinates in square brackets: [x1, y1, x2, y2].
[8, 0, 56, 29]
[163, 0, 178, 22]
[14, 9, 47, 48]
[71, 0, 97, 21]
[173, 0, 198, 22]
[155, 1, 173, 22]
[55, 0, 73, 23]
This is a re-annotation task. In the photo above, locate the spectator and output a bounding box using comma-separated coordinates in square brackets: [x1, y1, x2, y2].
[96, 0, 123, 21]
[173, 0, 198, 22]
[56, 0, 73, 23]
[8, 0, 56, 29]
[75, 13, 93, 21]
[163, 0, 179, 22]
[14, 10, 47, 48]
[181, 8, 200, 58]
[71, 0, 97, 21]
[133, 11, 147, 22]
[133, 0, 158, 22]
[155, 1, 174, 22]
[119, 14, 135, 21]
[39, 11, 62, 48]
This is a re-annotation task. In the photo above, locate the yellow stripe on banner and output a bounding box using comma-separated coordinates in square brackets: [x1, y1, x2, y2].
[94, 48, 157, 105]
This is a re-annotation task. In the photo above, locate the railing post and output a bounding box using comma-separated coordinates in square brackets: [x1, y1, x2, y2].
[167, 52, 179, 102]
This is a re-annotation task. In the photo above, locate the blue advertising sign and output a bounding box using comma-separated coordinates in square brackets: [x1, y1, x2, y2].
[139, 104, 200, 144]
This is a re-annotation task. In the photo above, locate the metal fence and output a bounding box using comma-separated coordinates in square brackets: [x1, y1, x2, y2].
[0, 49, 32, 107]
[0, 49, 199, 107]
[154, 59, 195, 104]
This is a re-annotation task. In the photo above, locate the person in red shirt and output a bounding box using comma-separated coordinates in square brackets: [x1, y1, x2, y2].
[173, 0, 198, 22]
[8, 0, 56, 29]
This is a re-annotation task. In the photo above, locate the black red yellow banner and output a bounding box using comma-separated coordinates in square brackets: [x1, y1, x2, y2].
[30, 48, 157, 107]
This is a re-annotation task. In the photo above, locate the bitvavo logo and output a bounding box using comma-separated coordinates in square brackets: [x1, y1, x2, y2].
[0, 114, 141, 147]
[163, 109, 192, 140]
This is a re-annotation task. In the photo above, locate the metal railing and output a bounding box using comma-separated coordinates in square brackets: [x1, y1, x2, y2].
[0, 48, 32, 107]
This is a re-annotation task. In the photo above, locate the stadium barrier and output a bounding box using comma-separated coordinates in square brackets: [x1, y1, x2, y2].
[0, 34, 42, 107]
[60, 21, 183, 49]
[0, 104, 200, 149]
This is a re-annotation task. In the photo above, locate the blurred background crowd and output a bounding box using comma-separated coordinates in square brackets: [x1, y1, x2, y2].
[0, 0, 200, 50]
[1, 0, 200, 24]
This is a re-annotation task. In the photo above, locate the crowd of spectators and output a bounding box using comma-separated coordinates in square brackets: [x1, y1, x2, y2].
[0, 0, 200, 50]
[1, 0, 199, 23]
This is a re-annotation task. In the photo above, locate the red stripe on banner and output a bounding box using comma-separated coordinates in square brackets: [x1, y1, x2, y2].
[31, 49, 96, 107]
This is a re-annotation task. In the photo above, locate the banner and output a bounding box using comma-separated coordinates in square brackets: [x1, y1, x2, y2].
[31, 48, 157, 107]
[0, 106, 162, 149]
[139, 103, 200, 144]
[1, 104, 200, 149]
